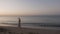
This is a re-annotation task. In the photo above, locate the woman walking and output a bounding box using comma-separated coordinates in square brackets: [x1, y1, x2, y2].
[18, 17, 21, 28]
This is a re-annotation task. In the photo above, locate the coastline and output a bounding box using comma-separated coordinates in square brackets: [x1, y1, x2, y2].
[0, 26, 60, 34]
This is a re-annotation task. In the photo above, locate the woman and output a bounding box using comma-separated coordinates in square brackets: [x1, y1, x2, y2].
[18, 17, 21, 28]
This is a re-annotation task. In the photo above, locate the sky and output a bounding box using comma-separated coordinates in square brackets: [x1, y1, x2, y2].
[0, 0, 60, 16]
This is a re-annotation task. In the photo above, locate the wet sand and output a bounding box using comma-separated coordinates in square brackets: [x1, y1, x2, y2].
[0, 26, 60, 34]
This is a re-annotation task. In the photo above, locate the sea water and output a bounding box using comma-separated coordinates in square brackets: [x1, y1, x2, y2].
[0, 15, 60, 29]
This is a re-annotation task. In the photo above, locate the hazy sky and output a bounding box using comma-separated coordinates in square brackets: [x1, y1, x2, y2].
[0, 0, 60, 16]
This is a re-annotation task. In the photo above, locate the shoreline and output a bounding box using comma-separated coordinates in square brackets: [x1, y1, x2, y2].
[0, 24, 60, 30]
[0, 26, 60, 34]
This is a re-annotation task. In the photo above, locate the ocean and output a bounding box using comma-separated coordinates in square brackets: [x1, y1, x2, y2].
[0, 15, 60, 29]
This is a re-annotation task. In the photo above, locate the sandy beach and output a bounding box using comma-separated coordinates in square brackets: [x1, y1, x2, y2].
[0, 25, 60, 34]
